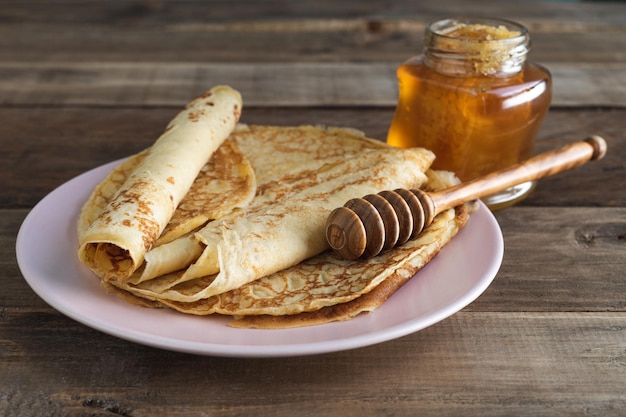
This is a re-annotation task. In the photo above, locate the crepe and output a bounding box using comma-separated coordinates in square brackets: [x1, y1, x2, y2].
[78, 139, 256, 278]
[227, 173, 476, 328]
[79, 122, 475, 329]
[77, 86, 243, 282]
[112, 125, 435, 302]
[105, 171, 475, 328]
[230, 207, 473, 328]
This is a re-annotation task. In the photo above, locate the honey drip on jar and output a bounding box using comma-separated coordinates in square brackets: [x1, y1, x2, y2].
[387, 18, 552, 209]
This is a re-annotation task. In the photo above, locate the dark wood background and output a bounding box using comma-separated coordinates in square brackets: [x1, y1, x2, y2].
[1, 1, 625, 416]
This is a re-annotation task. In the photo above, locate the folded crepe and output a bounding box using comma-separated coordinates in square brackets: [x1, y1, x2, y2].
[104, 125, 435, 302]
[78, 121, 476, 328]
[77, 86, 243, 282]
[104, 171, 475, 329]
[185, 172, 476, 329]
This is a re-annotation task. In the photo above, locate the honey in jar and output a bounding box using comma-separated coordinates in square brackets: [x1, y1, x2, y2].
[387, 17, 552, 209]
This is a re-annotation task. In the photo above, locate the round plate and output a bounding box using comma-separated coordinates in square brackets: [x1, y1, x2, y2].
[16, 160, 503, 357]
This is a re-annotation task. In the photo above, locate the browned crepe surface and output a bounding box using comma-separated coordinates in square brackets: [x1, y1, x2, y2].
[80, 124, 475, 329]
[107, 170, 476, 329]
[108, 124, 435, 301]
[228, 204, 473, 329]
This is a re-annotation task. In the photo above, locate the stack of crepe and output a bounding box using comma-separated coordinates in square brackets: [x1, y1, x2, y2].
[77, 86, 476, 329]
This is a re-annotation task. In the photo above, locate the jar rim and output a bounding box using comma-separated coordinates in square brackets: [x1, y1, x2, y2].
[427, 17, 529, 45]
[423, 17, 530, 76]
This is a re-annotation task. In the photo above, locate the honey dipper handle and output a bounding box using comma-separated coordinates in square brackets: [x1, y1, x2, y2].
[426, 136, 607, 218]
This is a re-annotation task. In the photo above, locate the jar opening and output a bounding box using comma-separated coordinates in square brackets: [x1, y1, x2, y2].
[424, 17, 530, 76]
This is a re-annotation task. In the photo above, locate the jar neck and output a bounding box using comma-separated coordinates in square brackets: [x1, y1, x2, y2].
[423, 18, 530, 77]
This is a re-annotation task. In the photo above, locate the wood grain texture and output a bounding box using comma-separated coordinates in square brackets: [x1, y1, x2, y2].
[1, 107, 623, 209]
[2, 1, 625, 415]
[3, 27, 623, 65]
[478, 207, 626, 312]
[0, 1, 624, 64]
[4, 206, 625, 313]
[1, 62, 624, 107]
[2, 0, 624, 25]
[1, 310, 625, 417]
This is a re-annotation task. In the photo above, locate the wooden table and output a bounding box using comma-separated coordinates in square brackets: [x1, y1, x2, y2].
[2, 1, 625, 415]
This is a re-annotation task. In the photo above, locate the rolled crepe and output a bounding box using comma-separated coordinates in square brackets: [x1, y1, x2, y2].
[78, 86, 243, 282]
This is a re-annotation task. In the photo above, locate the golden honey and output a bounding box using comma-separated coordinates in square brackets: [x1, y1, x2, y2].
[387, 18, 552, 209]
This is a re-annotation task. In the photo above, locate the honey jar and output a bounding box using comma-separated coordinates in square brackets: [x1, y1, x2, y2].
[387, 17, 552, 209]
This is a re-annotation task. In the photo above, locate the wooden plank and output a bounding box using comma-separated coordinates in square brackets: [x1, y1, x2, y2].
[5, 206, 626, 312]
[478, 207, 626, 312]
[1, 310, 625, 416]
[2, 0, 625, 26]
[1, 62, 625, 107]
[0, 0, 624, 65]
[0, 62, 400, 107]
[528, 108, 626, 207]
[2, 2, 624, 416]
[1, 107, 623, 208]
[2, 24, 622, 63]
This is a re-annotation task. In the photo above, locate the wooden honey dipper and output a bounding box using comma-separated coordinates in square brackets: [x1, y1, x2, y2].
[325, 136, 607, 260]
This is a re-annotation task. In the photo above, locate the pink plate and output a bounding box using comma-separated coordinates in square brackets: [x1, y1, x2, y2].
[16, 160, 503, 357]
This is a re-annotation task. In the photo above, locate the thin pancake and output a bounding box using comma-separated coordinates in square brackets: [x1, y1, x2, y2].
[78, 139, 255, 246]
[108, 171, 476, 328]
[77, 86, 243, 282]
[123, 125, 434, 287]
[160, 205, 460, 316]
[229, 204, 473, 329]
[117, 126, 435, 301]
[83, 124, 476, 329]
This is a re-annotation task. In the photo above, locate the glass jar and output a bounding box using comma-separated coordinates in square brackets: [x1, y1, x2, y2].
[387, 17, 552, 209]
